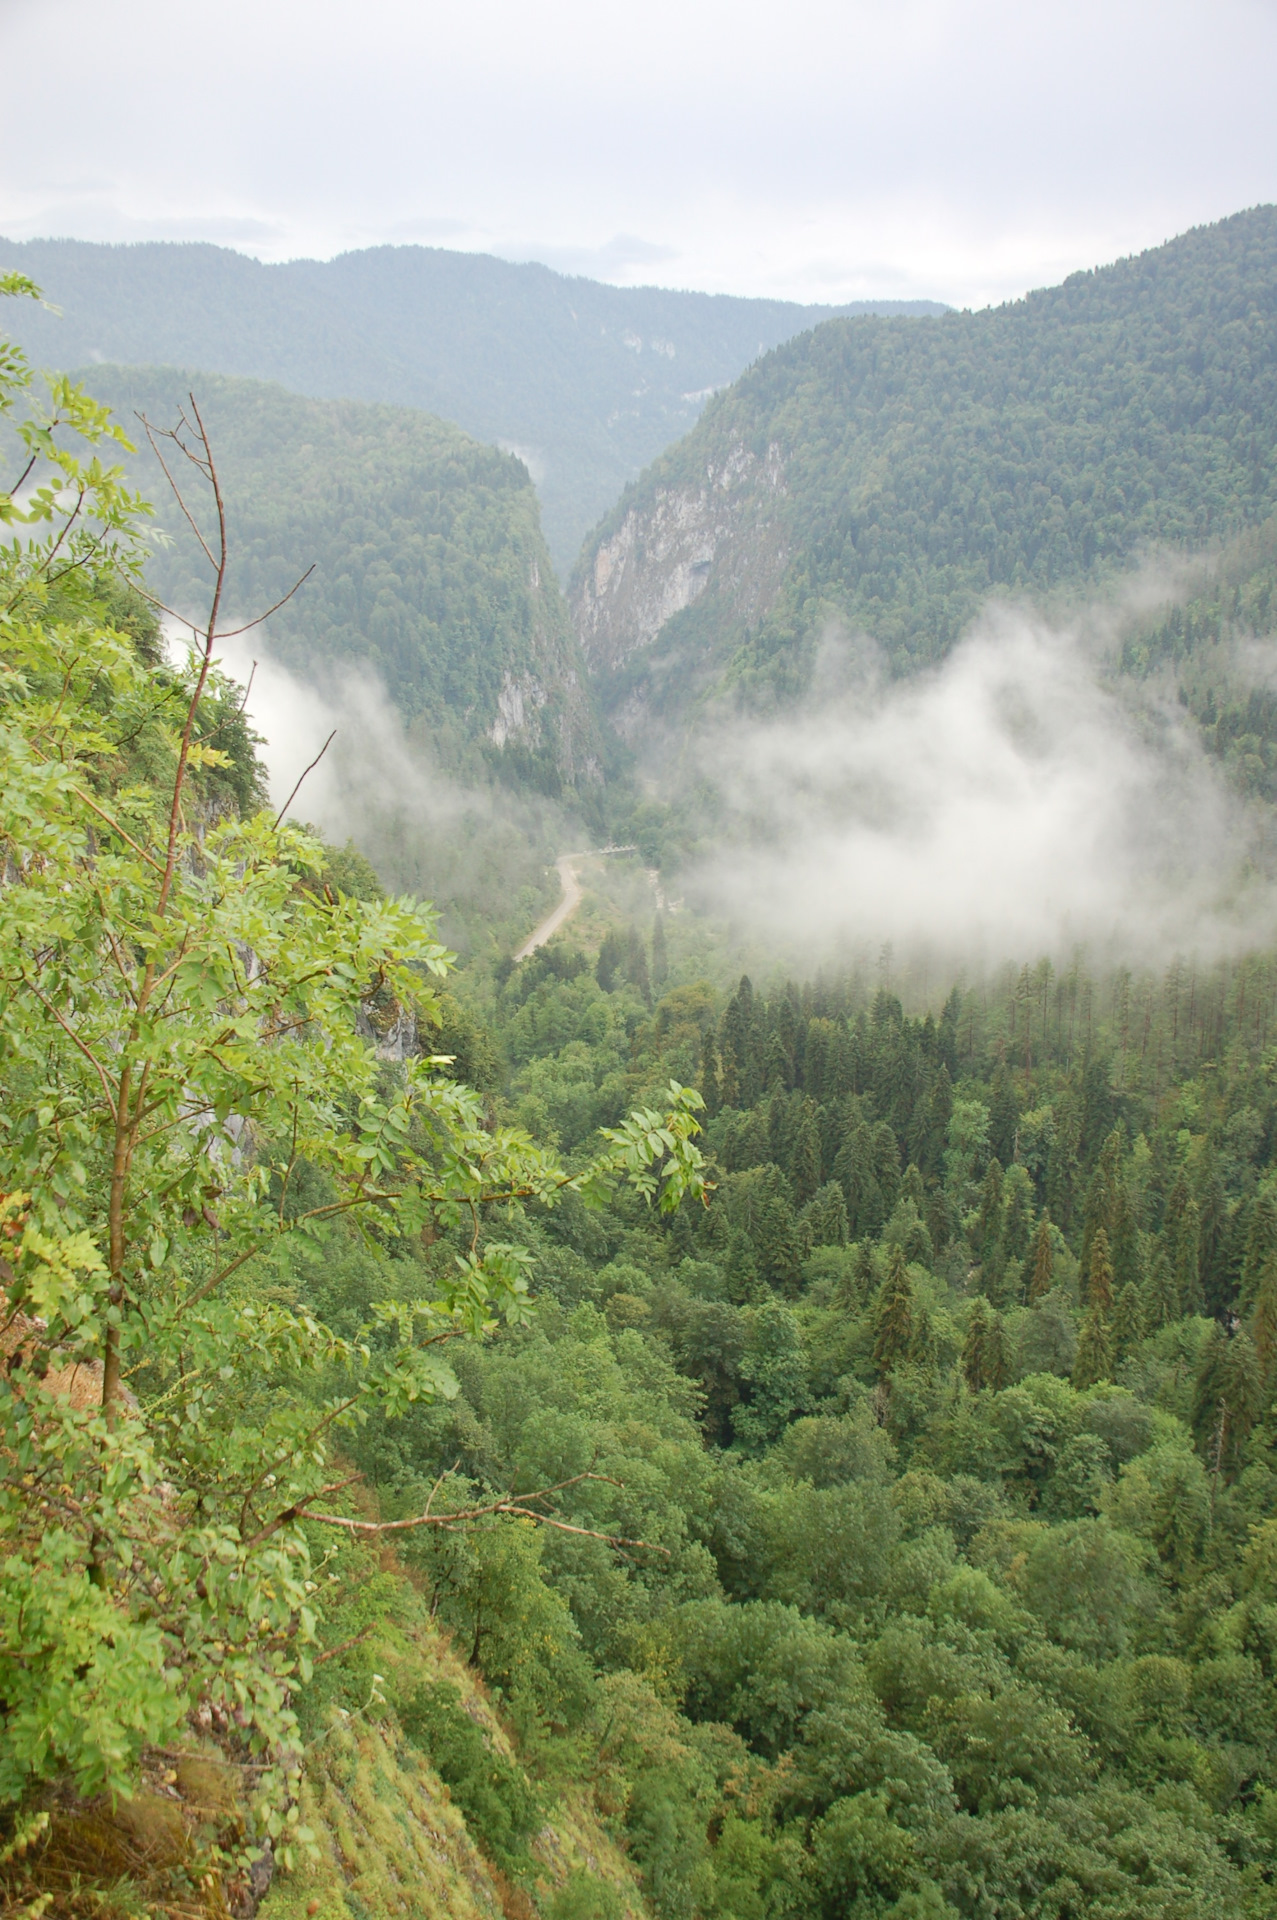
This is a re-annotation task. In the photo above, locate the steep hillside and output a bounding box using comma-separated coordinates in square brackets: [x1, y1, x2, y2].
[0, 236, 943, 571]
[573, 205, 1277, 741]
[79, 365, 602, 788]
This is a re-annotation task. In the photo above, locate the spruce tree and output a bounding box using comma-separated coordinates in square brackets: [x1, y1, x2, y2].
[1087, 1226, 1115, 1317]
[1173, 1195, 1203, 1316]
[984, 1311, 1011, 1391]
[624, 926, 651, 1004]
[1028, 1213, 1054, 1303]
[873, 1246, 914, 1378]
[1241, 1188, 1277, 1311]
[1113, 1281, 1144, 1357]
[1073, 1305, 1114, 1389]
[1252, 1249, 1277, 1380]
[1143, 1241, 1179, 1330]
[962, 1298, 990, 1392]
[1193, 1327, 1261, 1483]
[975, 1158, 1004, 1262]
[790, 1102, 823, 1208]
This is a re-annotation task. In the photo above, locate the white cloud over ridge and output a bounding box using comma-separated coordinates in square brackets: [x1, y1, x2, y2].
[686, 608, 1277, 966]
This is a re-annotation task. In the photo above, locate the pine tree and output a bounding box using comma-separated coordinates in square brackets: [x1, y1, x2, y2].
[873, 1246, 914, 1378]
[962, 1298, 990, 1392]
[651, 912, 668, 989]
[1073, 1306, 1114, 1389]
[1087, 1226, 1115, 1317]
[1028, 1213, 1054, 1303]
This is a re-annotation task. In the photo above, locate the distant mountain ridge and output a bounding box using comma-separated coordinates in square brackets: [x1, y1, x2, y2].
[571, 205, 1277, 745]
[0, 236, 945, 573]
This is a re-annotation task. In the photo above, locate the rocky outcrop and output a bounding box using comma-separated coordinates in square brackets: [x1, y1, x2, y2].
[570, 438, 789, 699]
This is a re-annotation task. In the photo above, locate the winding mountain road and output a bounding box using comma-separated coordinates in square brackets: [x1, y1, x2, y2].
[514, 846, 638, 960]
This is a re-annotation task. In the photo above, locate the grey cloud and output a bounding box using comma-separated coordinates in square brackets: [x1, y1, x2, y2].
[683, 607, 1276, 968]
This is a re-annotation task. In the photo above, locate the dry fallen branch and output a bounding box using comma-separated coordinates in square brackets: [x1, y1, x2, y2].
[306, 1467, 670, 1557]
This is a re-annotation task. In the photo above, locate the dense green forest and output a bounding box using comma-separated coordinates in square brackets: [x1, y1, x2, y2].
[76, 365, 600, 786]
[12, 211, 1277, 1920]
[577, 206, 1277, 738]
[0, 237, 942, 571]
[223, 884, 1277, 1920]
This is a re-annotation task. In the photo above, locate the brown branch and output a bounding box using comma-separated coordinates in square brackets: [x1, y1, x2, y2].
[304, 1468, 665, 1555]
[273, 730, 336, 830]
[216, 565, 314, 639]
[240, 1473, 365, 1552]
[139, 411, 217, 569]
[312, 1625, 375, 1667]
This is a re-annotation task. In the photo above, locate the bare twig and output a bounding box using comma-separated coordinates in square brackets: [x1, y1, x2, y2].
[313, 1625, 375, 1667]
[305, 1468, 668, 1556]
[216, 565, 314, 638]
[273, 730, 336, 830]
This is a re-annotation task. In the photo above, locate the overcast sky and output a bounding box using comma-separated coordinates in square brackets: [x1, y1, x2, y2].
[2, 0, 1275, 308]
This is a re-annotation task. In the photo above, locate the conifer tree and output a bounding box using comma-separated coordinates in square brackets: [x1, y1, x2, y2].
[595, 927, 625, 991]
[1002, 1171, 1032, 1264]
[1087, 1226, 1115, 1317]
[926, 1185, 954, 1254]
[909, 1299, 937, 1374]
[975, 1157, 1005, 1260]
[1241, 1188, 1277, 1311]
[1143, 1241, 1179, 1330]
[1193, 1327, 1261, 1483]
[790, 1102, 824, 1208]
[1073, 1305, 1114, 1389]
[1252, 1250, 1277, 1380]
[962, 1298, 990, 1392]
[853, 1238, 878, 1306]
[873, 1246, 914, 1378]
[984, 1310, 1011, 1391]
[718, 1031, 740, 1111]
[624, 926, 651, 1004]
[1173, 1194, 1203, 1316]
[901, 1162, 926, 1211]
[1112, 1281, 1144, 1357]
[1028, 1213, 1054, 1303]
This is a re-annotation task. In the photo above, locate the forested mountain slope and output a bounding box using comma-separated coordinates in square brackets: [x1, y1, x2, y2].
[80, 365, 602, 789]
[573, 205, 1277, 741]
[0, 236, 943, 571]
